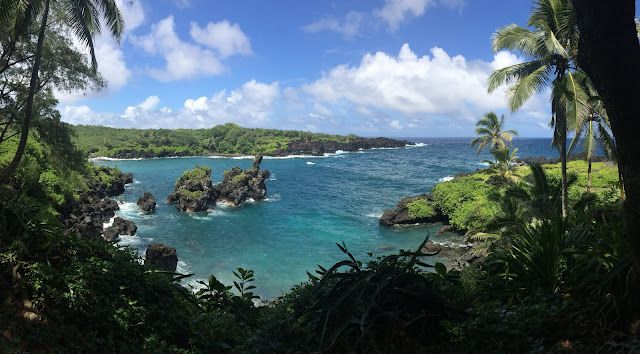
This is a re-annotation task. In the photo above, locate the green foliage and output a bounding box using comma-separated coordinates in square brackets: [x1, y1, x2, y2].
[407, 198, 436, 218]
[176, 165, 211, 187]
[431, 176, 499, 231]
[72, 123, 368, 157]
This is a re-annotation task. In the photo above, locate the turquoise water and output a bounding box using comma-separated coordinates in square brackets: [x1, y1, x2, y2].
[96, 137, 560, 299]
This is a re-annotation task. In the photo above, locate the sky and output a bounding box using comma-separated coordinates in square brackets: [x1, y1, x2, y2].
[57, 0, 576, 137]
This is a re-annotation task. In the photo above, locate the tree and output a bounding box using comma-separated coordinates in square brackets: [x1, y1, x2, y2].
[0, 0, 124, 185]
[482, 146, 519, 183]
[470, 112, 518, 155]
[567, 92, 615, 195]
[570, 0, 640, 319]
[487, 0, 582, 218]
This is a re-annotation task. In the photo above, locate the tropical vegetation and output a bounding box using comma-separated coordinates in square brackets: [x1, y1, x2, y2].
[1, 0, 639, 352]
[470, 111, 518, 155]
[73, 123, 365, 156]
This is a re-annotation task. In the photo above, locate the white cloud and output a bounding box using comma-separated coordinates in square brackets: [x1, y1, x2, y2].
[190, 20, 252, 57]
[61, 80, 280, 129]
[374, 0, 434, 31]
[390, 120, 403, 129]
[303, 44, 512, 120]
[302, 11, 363, 38]
[132, 16, 225, 81]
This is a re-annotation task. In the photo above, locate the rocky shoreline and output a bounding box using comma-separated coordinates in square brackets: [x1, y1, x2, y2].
[89, 137, 411, 159]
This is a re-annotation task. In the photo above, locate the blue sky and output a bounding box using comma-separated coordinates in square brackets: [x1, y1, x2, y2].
[58, 0, 574, 137]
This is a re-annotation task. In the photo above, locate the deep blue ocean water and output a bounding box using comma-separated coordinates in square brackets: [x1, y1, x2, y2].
[95, 137, 561, 299]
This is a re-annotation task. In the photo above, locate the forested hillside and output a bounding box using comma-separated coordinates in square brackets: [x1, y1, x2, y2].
[72, 123, 406, 157]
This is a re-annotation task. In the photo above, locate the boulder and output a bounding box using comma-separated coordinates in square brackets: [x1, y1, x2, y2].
[144, 243, 178, 272]
[167, 165, 219, 212]
[379, 194, 445, 226]
[137, 192, 156, 212]
[103, 226, 120, 241]
[215, 155, 270, 206]
[112, 217, 137, 235]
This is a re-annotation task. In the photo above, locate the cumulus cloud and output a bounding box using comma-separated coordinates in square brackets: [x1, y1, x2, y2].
[374, 0, 434, 31]
[303, 44, 513, 121]
[302, 11, 363, 38]
[132, 16, 253, 81]
[61, 80, 280, 129]
[132, 16, 225, 81]
[190, 20, 252, 57]
[55, 0, 143, 104]
[61, 44, 550, 136]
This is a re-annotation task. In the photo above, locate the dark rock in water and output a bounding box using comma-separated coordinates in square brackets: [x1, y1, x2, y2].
[215, 155, 270, 206]
[145, 243, 178, 272]
[103, 226, 120, 241]
[275, 137, 410, 156]
[436, 225, 458, 236]
[379, 194, 445, 226]
[112, 217, 137, 236]
[423, 241, 444, 254]
[378, 244, 395, 251]
[167, 165, 219, 212]
[137, 192, 156, 212]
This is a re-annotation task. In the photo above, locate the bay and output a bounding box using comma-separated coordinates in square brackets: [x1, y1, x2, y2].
[95, 137, 560, 299]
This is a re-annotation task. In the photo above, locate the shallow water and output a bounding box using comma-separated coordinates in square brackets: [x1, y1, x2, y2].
[95, 137, 560, 299]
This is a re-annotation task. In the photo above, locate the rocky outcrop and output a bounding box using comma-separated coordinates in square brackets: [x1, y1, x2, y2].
[422, 240, 477, 269]
[379, 194, 445, 226]
[144, 243, 178, 272]
[215, 155, 270, 206]
[276, 137, 410, 156]
[137, 192, 156, 212]
[61, 196, 120, 240]
[167, 165, 219, 212]
[97, 149, 199, 160]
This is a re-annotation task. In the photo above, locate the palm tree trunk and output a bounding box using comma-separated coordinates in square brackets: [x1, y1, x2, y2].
[572, 0, 640, 321]
[0, 0, 50, 185]
[556, 96, 569, 218]
[587, 160, 592, 195]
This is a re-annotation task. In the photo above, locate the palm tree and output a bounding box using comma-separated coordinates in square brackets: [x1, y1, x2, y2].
[487, 0, 583, 218]
[470, 112, 518, 155]
[483, 146, 520, 183]
[0, 0, 123, 184]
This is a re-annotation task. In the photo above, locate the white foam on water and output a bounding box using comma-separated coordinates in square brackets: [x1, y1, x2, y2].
[438, 176, 454, 182]
[268, 173, 277, 181]
[176, 260, 190, 274]
[89, 156, 143, 161]
[103, 216, 115, 229]
[189, 212, 215, 221]
[264, 193, 280, 202]
[306, 161, 315, 165]
[406, 143, 427, 148]
[232, 156, 254, 159]
[478, 162, 490, 166]
[117, 235, 148, 248]
[366, 212, 383, 218]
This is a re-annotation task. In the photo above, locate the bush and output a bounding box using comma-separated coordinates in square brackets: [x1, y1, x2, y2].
[407, 198, 436, 218]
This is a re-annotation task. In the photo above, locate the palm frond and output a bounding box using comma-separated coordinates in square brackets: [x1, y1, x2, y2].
[491, 24, 539, 57]
[95, 0, 124, 42]
[505, 65, 552, 111]
[487, 60, 547, 93]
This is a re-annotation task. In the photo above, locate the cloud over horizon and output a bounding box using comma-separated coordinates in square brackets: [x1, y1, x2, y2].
[60, 44, 549, 136]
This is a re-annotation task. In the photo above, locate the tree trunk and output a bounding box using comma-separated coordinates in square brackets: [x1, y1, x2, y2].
[587, 160, 591, 195]
[572, 0, 640, 320]
[555, 92, 569, 218]
[0, 0, 50, 185]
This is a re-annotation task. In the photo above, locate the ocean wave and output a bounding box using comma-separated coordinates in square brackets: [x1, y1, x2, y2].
[89, 156, 143, 161]
[306, 161, 315, 165]
[406, 143, 427, 148]
[268, 173, 277, 181]
[478, 162, 490, 166]
[438, 176, 454, 182]
[366, 212, 383, 218]
[103, 216, 115, 229]
[264, 193, 280, 202]
[118, 235, 148, 248]
[176, 260, 190, 274]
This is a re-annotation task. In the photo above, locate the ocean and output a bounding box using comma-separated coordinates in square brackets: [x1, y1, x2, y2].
[95, 137, 562, 300]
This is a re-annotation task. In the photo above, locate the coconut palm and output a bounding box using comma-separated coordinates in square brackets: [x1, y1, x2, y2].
[482, 146, 520, 183]
[487, 0, 584, 218]
[470, 112, 518, 155]
[0, 0, 124, 184]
